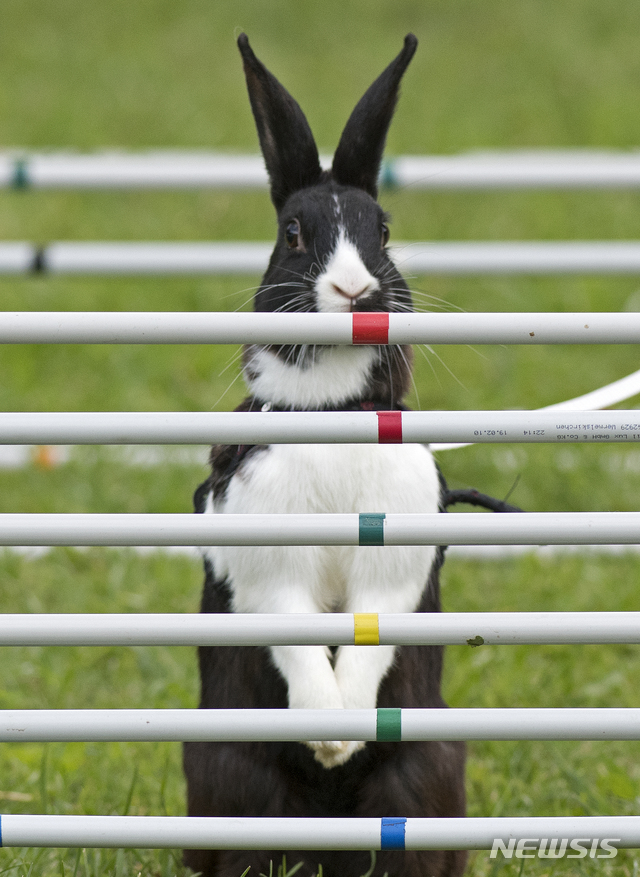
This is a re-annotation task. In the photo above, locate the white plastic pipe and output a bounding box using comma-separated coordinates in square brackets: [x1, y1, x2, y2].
[4, 311, 640, 344]
[0, 814, 381, 850]
[0, 512, 356, 545]
[391, 151, 640, 189]
[0, 708, 638, 742]
[0, 410, 635, 445]
[393, 241, 640, 274]
[5, 149, 640, 190]
[0, 243, 35, 273]
[0, 814, 639, 850]
[43, 241, 273, 274]
[3, 366, 639, 467]
[7, 241, 640, 275]
[0, 152, 270, 189]
[2, 512, 640, 546]
[0, 611, 636, 646]
[0, 708, 375, 742]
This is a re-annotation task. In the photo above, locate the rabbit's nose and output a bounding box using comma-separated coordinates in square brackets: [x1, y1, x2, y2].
[315, 234, 381, 312]
[331, 281, 375, 301]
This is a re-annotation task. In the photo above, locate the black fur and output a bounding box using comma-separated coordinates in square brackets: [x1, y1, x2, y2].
[247, 179, 415, 387]
[237, 33, 418, 392]
[183, 34, 467, 877]
[183, 549, 466, 877]
[237, 33, 323, 212]
[332, 34, 418, 198]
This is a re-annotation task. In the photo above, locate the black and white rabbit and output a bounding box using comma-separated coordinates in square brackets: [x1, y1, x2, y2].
[183, 34, 466, 877]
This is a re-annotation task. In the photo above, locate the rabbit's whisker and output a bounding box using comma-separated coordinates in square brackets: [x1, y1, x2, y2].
[217, 347, 245, 378]
[210, 367, 246, 411]
[417, 343, 467, 391]
[396, 344, 422, 410]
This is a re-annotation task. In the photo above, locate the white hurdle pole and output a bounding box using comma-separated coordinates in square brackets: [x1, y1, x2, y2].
[0, 410, 636, 445]
[393, 241, 640, 274]
[0, 708, 639, 742]
[4, 153, 270, 189]
[6, 241, 640, 275]
[5, 149, 640, 190]
[387, 151, 640, 189]
[0, 243, 34, 273]
[1, 814, 640, 850]
[2, 512, 640, 546]
[0, 611, 636, 646]
[3, 311, 640, 344]
[43, 241, 273, 275]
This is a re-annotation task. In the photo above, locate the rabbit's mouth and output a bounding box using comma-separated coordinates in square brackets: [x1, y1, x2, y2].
[331, 287, 373, 313]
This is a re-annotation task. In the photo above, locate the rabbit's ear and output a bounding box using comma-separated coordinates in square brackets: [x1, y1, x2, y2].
[238, 34, 323, 212]
[332, 34, 417, 199]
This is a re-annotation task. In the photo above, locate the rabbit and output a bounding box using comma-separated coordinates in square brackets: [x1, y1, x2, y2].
[183, 33, 467, 877]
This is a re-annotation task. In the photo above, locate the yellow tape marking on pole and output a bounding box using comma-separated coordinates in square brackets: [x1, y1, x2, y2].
[353, 613, 380, 645]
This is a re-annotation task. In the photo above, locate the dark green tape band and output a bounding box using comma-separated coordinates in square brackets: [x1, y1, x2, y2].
[359, 513, 385, 546]
[379, 160, 398, 189]
[12, 159, 29, 189]
[376, 708, 402, 742]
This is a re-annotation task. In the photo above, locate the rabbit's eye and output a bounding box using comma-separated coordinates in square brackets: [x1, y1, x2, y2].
[381, 223, 390, 247]
[285, 220, 301, 249]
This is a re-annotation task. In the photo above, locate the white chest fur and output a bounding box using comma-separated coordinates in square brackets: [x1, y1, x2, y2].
[245, 345, 378, 410]
[205, 441, 440, 614]
[203, 440, 441, 766]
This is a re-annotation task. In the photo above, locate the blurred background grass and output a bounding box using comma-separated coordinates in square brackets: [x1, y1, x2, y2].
[2, 1, 640, 875]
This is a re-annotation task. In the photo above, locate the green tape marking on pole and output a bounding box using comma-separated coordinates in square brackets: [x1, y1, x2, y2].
[12, 159, 29, 189]
[376, 708, 402, 742]
[359, 513, 386, 546]
[379, 160, 398, 189]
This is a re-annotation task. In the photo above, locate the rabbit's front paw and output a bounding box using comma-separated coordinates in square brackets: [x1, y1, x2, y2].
[306, 738, 365, 769]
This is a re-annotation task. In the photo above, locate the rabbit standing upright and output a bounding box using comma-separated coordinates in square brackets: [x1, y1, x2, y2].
[183, 34, 467, 877]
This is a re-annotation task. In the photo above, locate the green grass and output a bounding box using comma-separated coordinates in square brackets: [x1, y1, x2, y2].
[2, 1, 640, 875]
[2, 551, 640, 876]
[444, 553, 640, 877]
[0, 549, 199, 876]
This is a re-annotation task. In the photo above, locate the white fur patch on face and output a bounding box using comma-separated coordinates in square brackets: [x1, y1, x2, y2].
[315, 230, 380, 313]
[245, 344, 377, 408]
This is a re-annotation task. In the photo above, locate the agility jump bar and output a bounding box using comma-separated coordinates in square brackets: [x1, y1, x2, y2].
[0, 611, 636, 647]
[1, 708, 640, 742]
[5, 149, 640, 190]
[3, 512, 640, 546]
[0, 814, 639, 850]
[8, 241, 640, 275]
[0, 410, 637, 445]
[4, 311, 640, 345]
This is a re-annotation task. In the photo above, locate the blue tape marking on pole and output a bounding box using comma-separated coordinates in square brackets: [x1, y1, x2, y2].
[380, 817, 406, 850]
[359, 513, 386, 546]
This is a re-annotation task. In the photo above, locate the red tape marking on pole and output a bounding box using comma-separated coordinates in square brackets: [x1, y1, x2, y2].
[352, 313, 389, 345]
[377, 411, 403, 443]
